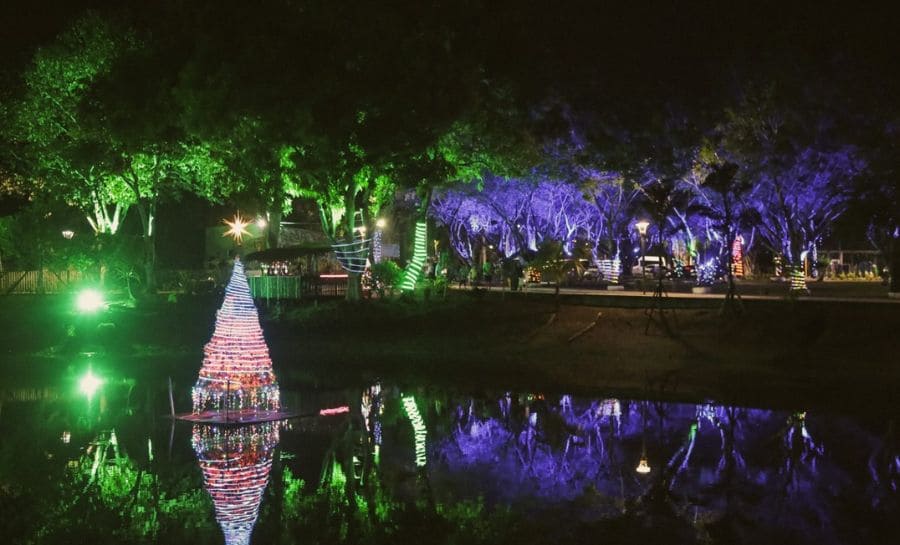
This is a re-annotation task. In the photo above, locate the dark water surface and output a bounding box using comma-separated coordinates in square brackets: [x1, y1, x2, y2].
[1, 367, 898, 545]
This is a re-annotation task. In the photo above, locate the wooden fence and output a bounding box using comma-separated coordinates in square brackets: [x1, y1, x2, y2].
[1, 268, 347, 299]
[1, 269, 85, 295]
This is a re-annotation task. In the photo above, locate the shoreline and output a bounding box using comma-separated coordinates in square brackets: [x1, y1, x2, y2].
[1, 293, 897, 415]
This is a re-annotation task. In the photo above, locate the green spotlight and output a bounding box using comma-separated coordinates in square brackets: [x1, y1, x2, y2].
[79, 370, 104, 398]
[76, 289, 105, 313]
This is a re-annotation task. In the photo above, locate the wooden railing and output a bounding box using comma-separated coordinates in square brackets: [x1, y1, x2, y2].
[248, 274, 348, 300]
[1, 270, 85, 295]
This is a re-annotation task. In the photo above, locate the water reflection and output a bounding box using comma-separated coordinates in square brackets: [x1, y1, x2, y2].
[192, 423, 280, 545]
[1, 383, 897, 544]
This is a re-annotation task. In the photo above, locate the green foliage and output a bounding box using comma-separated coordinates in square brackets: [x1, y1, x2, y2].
[530, 240, 585, 287]
[369, 261, 403, 297]
[3, 13, 137, 234]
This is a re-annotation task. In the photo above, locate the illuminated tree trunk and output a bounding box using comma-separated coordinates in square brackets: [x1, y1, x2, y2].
[135, 199, 157, 294]
[399, 221, 427, 292]
[267, 209, 282, 249]
[789, 263, 809, 294]
[343, 187, 362, 302]
[400, 188, 432, 292]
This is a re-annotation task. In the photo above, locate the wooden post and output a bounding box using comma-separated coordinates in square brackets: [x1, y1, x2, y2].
[167, 377, 175, 418]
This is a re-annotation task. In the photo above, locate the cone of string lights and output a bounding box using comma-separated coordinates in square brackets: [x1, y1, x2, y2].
[193, 423, 279, 545]
[192, 258, 280, 415]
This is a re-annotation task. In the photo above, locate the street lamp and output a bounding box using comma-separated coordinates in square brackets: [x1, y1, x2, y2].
[61, 229, 75, 239]
[635, 220, 650, 281]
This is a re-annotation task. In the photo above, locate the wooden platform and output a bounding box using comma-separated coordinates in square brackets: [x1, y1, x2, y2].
[175, 409, 297, 425]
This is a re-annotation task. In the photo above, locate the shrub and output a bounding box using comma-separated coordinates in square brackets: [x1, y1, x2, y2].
[369, 261, 403, 297]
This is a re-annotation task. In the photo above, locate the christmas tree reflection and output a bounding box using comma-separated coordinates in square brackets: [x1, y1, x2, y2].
[192, 423, 280, 545]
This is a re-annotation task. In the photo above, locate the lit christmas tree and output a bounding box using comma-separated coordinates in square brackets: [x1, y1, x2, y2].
[192, 258, 280, 414]
[193, 423, 280, 545]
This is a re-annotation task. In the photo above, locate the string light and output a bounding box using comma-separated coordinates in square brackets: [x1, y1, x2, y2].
[400, 221, 428, 291]
[372, 228, 383, 264]
[696, 260, 716, 287]
[731, 236, 744, 277]
[332, 236, 371, 273]
[319, 406, 350, 416]
[402, 396, 427, 467]
[362, 383, 383, 445]
[192, 259, 281, 415]
[599, 258, 621, 285]
[193, 423, 280, 545]
[790, 266, 808, 294]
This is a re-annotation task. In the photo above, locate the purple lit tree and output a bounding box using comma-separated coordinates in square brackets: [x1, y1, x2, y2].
[750, 146, 862, 292]
[688, 162, 757, 309]
[858, 121, 900, 294]
[719, 89, 864, 292]
[635, 177, 691, 264]
[431, 176, 598, 268]
[581, 175, 640, 283]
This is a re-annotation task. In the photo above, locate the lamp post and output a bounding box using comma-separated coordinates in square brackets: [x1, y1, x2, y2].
[635, 221, 650, 289]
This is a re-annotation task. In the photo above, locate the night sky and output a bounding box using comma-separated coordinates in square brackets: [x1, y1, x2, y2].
[3, 1, 898, 99]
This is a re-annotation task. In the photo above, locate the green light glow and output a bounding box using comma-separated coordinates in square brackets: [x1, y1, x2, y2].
[79, 370, 104, 398]
[402, 395, 427, 467]
[400, 222, 428, 291]
[76, 289, 106, 313]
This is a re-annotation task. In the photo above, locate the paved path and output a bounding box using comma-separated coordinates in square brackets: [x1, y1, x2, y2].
[461, 283, 900, 305]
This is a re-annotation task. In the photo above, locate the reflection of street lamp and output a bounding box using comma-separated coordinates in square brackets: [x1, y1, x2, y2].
[635, 220, 650, 281]
[636, 399, 651, 474]
[636, 454, 651, 474]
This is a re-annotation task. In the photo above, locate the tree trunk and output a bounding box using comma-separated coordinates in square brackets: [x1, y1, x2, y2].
[347, 271, 362, 301]
[343, 186, 361, 302]
[143, 234, 156, 294]
[267, 209, 282, 249]
[135, 199, 157, 294]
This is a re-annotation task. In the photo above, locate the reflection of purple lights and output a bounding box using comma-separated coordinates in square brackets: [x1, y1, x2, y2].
[422, 390, 882, 543]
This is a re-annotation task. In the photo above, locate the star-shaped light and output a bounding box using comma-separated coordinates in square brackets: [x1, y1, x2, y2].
[223, 213, 252, 244]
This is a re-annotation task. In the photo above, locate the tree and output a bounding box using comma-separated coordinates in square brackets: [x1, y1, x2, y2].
[691, 162, 754, 311]
[2, 12, 135, 236]
[79, 23, 231, 292]
[720, 88, 864, 292]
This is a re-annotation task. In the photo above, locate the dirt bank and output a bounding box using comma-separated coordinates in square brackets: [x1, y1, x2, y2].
[268, 292, 900, 413]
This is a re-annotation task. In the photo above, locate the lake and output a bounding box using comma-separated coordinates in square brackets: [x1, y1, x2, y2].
[1, 368, 897, 545]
